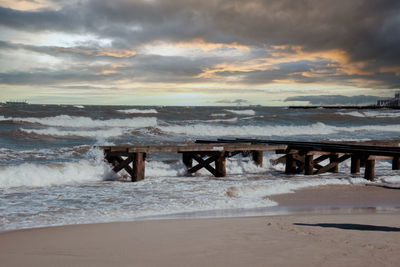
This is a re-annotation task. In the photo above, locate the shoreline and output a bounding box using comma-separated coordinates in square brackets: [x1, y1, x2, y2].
[2, 183, 400, 232]
[1, 183, 400, 266]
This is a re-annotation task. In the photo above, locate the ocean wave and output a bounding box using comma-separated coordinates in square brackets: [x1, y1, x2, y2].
[157, 122, 400, 137]
[1, 115, 157, 128]
[0, 149, 111, 188]
[19, 127, 130, 139]
[117, 108, 158, 114]
[337, 111, 400, 118]
[73, 105, 85, 109]
[225, 109, 256, 115]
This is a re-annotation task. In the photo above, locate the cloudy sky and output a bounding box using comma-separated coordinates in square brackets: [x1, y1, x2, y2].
[0, 0, 399, 105]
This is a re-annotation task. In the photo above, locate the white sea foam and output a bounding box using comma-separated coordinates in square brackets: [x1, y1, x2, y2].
[225, 109, 256, 115]
[338, 111, 400, 118]
[158, 122, 400, 137]
[210, 113, 228, 117]
[0, 149, 111, 188]
[20, 127, 130, 139]
[73, 105, 85, 109]
[2, 115, 157, 128]
[117, 108, 158, 114]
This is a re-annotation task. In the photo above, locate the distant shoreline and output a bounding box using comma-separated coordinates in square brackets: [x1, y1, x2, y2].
[289, 105, 400, 109]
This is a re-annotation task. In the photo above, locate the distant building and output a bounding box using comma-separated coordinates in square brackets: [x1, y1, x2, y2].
[376, 92, 400, 106]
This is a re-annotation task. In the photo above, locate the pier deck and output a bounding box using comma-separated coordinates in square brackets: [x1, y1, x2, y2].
[100, 140, 400, 182]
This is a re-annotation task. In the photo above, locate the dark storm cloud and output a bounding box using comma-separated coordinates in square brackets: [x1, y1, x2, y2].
[0, 0, 400, 88]
[284, 95, 383, 105]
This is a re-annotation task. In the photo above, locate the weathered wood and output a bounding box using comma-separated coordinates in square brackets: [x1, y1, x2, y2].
[304, 155, 314, 175]
[215, 152, 226, 177]
[132, 153, 145, 182]
[314, 155, 350, 175]
[182, 152, 193, 169]
[314, 155, 330, 164]
[272, 155, 286, 165]
[329, 154, 339, 173]
[252, 151, 263, 167]
[126, 143, 287, 153]
[285, 154, 297, 174]
[365, 159, 375, 181]
[351, 156, 361, 174]
[393, 156, 400, 170]
[189, 154, 219, 175]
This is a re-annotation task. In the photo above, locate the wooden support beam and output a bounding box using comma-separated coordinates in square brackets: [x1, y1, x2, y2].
[182, 152, 193, 169]
[252, 150, 263, 167]
[329, 154, 339, 173]
[304, 155, 314, 175]
[112, 156, 134, 174]
[215, 152, 226, 177]
[285, 154, 297, 174]
[314, 155, 350, 175]
[189, 154, 219, 175]
[132, 153, 145, 182]
[272, 155, 286, 165]
[351, 155, 360, 174]
[392, 156, 400, 170]
[365, 159, 375, 181]
[314, 155, 330, 164]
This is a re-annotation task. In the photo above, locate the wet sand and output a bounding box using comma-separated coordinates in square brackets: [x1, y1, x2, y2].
[1, 184, 400, 267]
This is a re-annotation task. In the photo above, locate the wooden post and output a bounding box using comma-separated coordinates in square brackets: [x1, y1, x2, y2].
[392, 156, 400, 170]
[215, 152, 226, 177]
[182, 152, 193, 169]
[351, 155, 360, 174]
[360, 157, 366, 168]
[304, 154, 314, 175]
[365, 159, 375, 181]
[252, 151, 263, 167]
[285, 154, 297, 174]
[132, 152, 145, 182]
[329, 154, 339, 173]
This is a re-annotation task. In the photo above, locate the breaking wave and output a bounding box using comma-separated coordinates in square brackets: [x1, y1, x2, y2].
[337, 111, 400, 118]
[158, 122, 400, 137]
[0, 115, 158, 128]
[225, 109, 256, 115]
[117, 108, 158, 114]
[0, 149, 111, 188]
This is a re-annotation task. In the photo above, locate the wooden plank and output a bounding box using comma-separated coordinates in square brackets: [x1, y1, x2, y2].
[127, 143, 287, 153]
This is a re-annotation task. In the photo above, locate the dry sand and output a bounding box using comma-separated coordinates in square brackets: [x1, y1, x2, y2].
[1, 184, 400, 267]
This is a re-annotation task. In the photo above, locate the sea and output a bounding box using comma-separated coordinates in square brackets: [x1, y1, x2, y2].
[1, 104, 400, 231]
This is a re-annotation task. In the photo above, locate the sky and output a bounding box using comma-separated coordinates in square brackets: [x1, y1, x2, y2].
[0, 0, 399, 105]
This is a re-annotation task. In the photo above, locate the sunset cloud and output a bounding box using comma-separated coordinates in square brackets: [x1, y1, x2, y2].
[0, 0, 399, 104]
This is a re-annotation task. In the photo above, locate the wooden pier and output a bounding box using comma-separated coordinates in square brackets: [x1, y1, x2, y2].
[100, 139, 400, 182]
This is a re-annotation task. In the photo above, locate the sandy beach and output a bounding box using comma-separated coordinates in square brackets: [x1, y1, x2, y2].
[1, 184, 400, 267]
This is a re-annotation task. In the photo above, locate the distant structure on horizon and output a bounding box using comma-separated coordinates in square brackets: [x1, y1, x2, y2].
[376, 92, 400, 107]
[5, 100, 28, 105]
